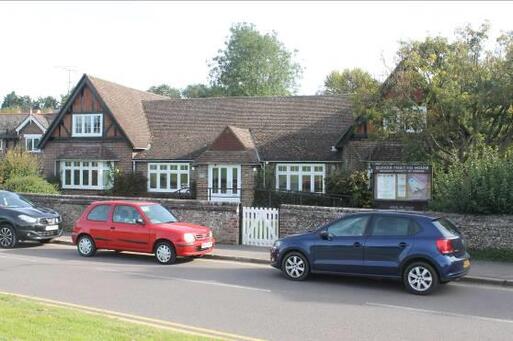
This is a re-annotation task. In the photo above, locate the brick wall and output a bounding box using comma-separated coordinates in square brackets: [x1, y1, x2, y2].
[23, 193, 240, 244]
[280, 204, 513, 250]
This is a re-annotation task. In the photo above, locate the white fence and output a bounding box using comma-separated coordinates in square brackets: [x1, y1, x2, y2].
[242, 206, 279, 247]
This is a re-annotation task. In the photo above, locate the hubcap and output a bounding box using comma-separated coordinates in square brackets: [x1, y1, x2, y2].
[285, 255, 305, 278]
[408, 266, 433, 292]
[0, 227, 13, 247]
[156, 244, 172, 263]
[78, 237, 92, 255]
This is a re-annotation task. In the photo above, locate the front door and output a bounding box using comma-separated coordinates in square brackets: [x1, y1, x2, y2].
[311, 215, 370, 274]
[208, 165, 242, 203]
[110, 205, 150, 252]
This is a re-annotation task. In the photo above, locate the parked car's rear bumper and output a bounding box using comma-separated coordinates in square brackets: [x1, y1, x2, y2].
[438, 253, 471, 282]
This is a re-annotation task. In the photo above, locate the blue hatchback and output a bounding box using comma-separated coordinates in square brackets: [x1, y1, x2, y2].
[271, 212, 471, 295]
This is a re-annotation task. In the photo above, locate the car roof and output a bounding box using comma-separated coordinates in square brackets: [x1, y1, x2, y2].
[90, 200, 159, 206]
[347, 210, 440, 220]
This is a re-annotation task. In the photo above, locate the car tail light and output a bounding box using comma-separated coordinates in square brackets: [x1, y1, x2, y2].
[436, 239, 455, 254]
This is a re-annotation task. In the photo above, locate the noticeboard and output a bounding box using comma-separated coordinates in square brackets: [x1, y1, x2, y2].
[372, 163, 432, 202]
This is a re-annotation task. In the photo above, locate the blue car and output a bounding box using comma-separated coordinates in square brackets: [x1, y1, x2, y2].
[271, 212, 470, 295]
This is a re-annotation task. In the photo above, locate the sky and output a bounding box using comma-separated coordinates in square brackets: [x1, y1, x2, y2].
[1, 0, 513, 101]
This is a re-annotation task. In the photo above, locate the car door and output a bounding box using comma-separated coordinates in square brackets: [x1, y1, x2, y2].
[86, 204, 113, 249]
[363, 215, 417, 276]
[110, 205, 150, 252]
[310, 215, 370, 274]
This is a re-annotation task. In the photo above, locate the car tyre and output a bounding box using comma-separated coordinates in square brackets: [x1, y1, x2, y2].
[281, 252, 310, 281]
[77, 235, 96, 257]
[0, 224, 17, 249]
[403, 262, 439, 295]
[154, 241, 176, 265]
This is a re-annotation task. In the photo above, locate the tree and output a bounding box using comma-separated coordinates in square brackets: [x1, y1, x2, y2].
[209, 23, 302, 96]
[182, 84, 224, 98]
[34, 96, 59, 110]
[324, 68, 380, 95]
[147, 84, 181, 98]
[1, 91, 31, 111]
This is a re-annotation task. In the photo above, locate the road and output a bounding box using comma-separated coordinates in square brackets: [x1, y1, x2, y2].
[1, 243, 513, 341]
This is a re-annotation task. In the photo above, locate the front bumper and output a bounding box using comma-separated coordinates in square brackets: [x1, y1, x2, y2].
[17, 225, 63, 241]
[270, 246, 281, 269]
[175, 238, 216, 256]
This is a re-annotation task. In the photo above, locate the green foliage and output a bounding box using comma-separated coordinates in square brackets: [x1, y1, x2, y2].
[325, 170, 372, 208]
[147, 84, 181, 98]
[209, 22, 302, 96]
[0, 148, 41, 183]
[324, 68, 380, 95]
[3, 175, 58, 194]
[430, 146, 513, 214]
[108, 171, 147, 196]
[468, 248, 513, 263]
[181, 84, 224, 98]
[1, 91, 59, 112]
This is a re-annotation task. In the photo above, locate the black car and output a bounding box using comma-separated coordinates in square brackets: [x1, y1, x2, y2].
[0, 191, 62, 248]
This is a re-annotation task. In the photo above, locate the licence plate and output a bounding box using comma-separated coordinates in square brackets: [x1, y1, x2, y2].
[463, 259, 471, 268]
[45, 225, 59, 231]
[201, 241, 213, 249]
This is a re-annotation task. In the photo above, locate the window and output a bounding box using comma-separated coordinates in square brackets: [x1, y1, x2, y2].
[327, 216, 369, 237]
[0, 139, 3, 150]
[61, 160, 113, 190]
[140, 205, 177, 224]
[113, 205, 142, 224]
[370, 216, 414, 236]
[148, 163, 190, 192]
[87, 205, 111, 222]
[276, 164, 325, 193]
[24, 134, 42, 152]
[72, 113, 103, 137]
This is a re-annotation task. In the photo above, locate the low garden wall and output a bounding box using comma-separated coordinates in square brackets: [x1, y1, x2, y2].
[23, 193, 240, 244]
[280, 204, 513, 250]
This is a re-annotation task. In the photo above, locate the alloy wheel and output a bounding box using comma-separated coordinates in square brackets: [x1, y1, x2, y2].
[407, 265, 433, 292]
[0, 227, 14, 248]
[156, 244, 172, 263]
[285, 255, 306, 279]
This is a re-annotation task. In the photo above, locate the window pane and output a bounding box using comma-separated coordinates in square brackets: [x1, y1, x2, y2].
[290, 175, 299, 191]
[302, 166, 311, 172]
[82, 169, 89, 186]
[180, 174, 188, 188]
[113, 205, 142, 224]
[149, 164, 157, 170]
[212, 168, 218, 193]
[73, 169, 80, 185]
[314, 175, 323, 192]
[65, 169, 71, 185]
[232, 167, 238, 194]
[278, 175, 287, 190]
[371, 217, 411, 236]
[328, 216, 369, 237]
[220, 168, 227, 193]
[170, 174, 178, 189]
[83, 161, 89, 167]
[169, 165, 178, 170]
[180, 165, 188, 171]
[159, 173, 167, 189]
[302, 175, 311, 192]
[278, 165, 286, 172]
[290, 166, 299, 172]
[149, 173, 157, 189]
[65, 162, 71, 167]
[314, 166, 323, 172]
[93, 115, 101, 133]
[84, 117, 92, 133]
[160, 165, 168, 171]
[91, 169, 98, 186]
[87, 205, 110, 221]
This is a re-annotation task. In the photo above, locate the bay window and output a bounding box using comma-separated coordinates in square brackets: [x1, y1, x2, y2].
[61, 161, 113, 190]
[276, 164, 325, 193]
[72, 113, 103, 137]
[148, 163, 190, 192]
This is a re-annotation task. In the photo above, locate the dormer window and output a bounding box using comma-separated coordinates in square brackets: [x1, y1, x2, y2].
[72, 113, 103, 137]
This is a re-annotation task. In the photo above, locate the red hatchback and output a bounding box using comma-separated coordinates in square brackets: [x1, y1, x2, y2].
[71, 201, 215, 264]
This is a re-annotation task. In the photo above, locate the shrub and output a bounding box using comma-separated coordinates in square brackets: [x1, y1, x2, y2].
[430, 146, 513, 214]
[108, 171, 147, 196]
[325, 169, 372, 208]
[3, 175, 59, 194]
[0, 148, 40, 183]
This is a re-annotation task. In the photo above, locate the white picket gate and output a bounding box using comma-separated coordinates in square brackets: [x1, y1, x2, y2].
[242, 206, 279, 247]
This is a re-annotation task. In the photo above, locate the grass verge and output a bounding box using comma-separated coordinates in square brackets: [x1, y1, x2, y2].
[0, 293, 216, 341]
[469, 248, 513, 263]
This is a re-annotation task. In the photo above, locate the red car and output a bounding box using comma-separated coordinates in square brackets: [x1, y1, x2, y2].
[71, 200, 215, 264]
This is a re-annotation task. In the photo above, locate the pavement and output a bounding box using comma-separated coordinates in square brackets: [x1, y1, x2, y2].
[1, 242, 513, 341]
[52, 233, 513, 287]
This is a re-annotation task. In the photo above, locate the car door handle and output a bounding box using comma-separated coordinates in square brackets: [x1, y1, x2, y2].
[399, 242, 408, 248]
[353, 242, 362, 248]
[110, 226, 116, 230]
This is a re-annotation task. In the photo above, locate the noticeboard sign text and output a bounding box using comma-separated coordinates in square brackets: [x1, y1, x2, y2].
[372, 163, 432, 202]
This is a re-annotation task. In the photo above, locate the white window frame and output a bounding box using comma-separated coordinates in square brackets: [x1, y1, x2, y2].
[0, 139, 3, 151]
[61, 160, 114, 190]
[72, 113, 103, 137]
[207, 164, 242, 203]
[24, 134, 42, 153]
[276, 163, 325, 193]
[147, 163, 190, 193]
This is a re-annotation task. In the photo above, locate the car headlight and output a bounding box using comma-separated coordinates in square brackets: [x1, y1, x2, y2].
[183, 233, 195, 243]
[208, 230, 213, 238]
[273, 240, 282, 248]
[18, 215, 38, 224]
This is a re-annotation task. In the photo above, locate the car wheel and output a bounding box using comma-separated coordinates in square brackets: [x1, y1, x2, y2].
[281, 252, 309, 281]
[0, 224, 16, 249]
[77, 235, 96, 257]
[403, 262, 439, 295]
[154, 241, 176, 265]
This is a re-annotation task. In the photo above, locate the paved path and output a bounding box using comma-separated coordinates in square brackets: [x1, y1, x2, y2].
[1, 242, 513, 341]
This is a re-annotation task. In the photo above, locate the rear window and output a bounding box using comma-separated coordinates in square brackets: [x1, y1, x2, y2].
[87, 205, 110, 222]
[433, 218, 461, 237]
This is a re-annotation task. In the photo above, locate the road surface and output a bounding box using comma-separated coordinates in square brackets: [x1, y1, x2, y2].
[1, 242, 512, 340]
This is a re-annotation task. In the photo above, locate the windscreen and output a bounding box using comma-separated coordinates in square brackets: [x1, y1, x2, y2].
[0, 192, 33, 208]
[140, 204, 178, 224]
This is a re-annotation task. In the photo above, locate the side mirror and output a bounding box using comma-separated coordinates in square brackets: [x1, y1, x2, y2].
[320, 230, 332, 240]
[135, 218, 145, 225]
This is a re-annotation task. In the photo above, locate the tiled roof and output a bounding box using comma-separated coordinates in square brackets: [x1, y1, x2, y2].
[0, 113, 27, 134]
[87, 75, 167, 149]
[56, 144, 120, 160]
[137, 96, 353, 162]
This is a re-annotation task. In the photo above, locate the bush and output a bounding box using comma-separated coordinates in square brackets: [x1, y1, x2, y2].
[108, 171, 147, 196]
[0, 148, 40, 183]
[325, 170, 372, 208]
[3, 175, 59, 194]
[430, 146, 513, 214]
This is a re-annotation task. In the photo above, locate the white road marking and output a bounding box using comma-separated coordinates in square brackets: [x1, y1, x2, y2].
[366, 302, 513, 325]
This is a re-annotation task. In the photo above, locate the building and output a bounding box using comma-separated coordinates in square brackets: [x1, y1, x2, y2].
[0, 111, 55, 155]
